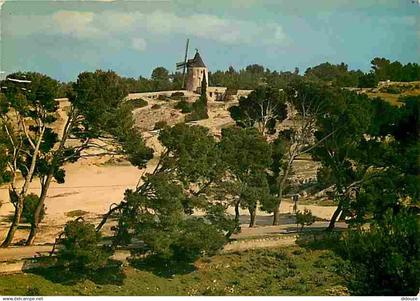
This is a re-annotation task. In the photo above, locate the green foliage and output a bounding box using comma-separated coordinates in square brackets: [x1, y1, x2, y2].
[186, 76, 209, 122]
[304, 62, 363, 87]
[153, 120, 168, 130]
[358, 72, 378, 88]
[171, 91, 184, 98]
[57, 220, 112, 272]
[295, 208, 315, 231]
[112, 124, 232, 262]
[229, 86, 287, 136]
[339, 211, 419, 295]
[370, 57, 420, 82]
[220, 127, 272, 219]
[209, 64, 300, 90]
[130, 98, 148, 108]
[0, 246, 346, 296]
[175, 100, 192, 113]
[151, 67, 171, 91]
[22, 194, 45, 225]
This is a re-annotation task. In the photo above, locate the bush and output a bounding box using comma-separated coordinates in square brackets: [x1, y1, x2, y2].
[380, 86, 401, 94]
[185, 95, 208, 122]
[296, 208, 315, 231]
[171, 218, 227, 261]
[151, 104, 161, 110]
[130, 98, 148, 108]
[175, 100, 192, 113]
[22, 194, 45, 225]
[57, 220, 112, 272]
[157, 94, 169, 101]
[171, 92, 184, 100]
[154, 120, 168, 130]
[339, 211, 420, 295]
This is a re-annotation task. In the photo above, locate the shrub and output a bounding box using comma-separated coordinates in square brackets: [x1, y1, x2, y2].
[154, 120, 168, 130]
[170, 218, 227, 261]
[130, 98, 148, 108]
[171, 92, 184, 100]
[296, 208, 315, 231]
[22, 194, 45, 225]
[157, 94, 169, 101]
[380, 86, 401, 94]
[185, 95, 208, 122]
[339, 211, 420, 295]
[57, 219, 111, 272]
[175, 100, 192, 113]
[151, 104, 161, 110]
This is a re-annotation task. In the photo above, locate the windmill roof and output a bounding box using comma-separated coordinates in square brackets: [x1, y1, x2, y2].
[188, 52, 206, 68]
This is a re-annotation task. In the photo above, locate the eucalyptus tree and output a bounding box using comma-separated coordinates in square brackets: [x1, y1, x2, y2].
[26, 70, 153, 245]
[0, 70, 153, 246]
[0, 72, 60, 247]
[269, 80, 335, 225]
[229, 86, 287, 137]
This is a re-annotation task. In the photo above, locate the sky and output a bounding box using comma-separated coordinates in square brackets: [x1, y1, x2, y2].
[0, 0, 419, 82]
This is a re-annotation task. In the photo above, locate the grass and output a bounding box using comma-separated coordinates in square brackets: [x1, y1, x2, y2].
[0, 244, 348, 296]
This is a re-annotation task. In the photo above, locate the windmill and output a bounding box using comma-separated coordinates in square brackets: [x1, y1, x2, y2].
[176, 38, 190, 89]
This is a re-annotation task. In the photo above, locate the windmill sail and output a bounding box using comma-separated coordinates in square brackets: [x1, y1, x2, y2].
[176, 38, 189, 89]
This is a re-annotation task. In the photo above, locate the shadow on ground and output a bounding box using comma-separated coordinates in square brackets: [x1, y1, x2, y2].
[29, 259, 126, 286]
[130, 255, 196, 278]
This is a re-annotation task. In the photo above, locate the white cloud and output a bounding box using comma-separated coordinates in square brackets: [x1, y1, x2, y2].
[3, 9, 288, 47]
[52, 11, 99, 38]
[131, 37, 147, 51]
[141, 11, 287, 46]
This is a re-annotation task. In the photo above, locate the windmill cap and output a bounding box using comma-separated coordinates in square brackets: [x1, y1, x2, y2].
[188, 51, 206, 68]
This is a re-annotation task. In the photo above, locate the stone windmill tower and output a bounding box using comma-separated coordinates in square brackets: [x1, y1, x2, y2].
[176, 40, 208, 93]
[185, 49, 208, 93]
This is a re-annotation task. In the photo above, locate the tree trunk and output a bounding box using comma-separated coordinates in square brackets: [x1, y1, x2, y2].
[26, 113, 75, 245]
[272, 204, 280, 225]
[327, 203, 342, 231]
[26, 174, 53, 245]
[234, 201, 240, 224]
[1, 195, 24, 247]
[248, 206, 256, 228]
[273, 158, 293, 226]
[272, 186, 283, 226]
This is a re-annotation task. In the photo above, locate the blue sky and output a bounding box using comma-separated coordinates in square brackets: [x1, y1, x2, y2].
[1, 0, 419, 82]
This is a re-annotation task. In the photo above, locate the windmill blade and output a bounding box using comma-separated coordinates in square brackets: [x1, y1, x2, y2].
[181, 38, 189, 89]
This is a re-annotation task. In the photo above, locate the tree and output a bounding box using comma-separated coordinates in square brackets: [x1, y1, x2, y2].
[57, 219, 111, 272]
[340, 210, 419, 295]
[312, 90, 373, 230]
[151, 67, 171, 91]
[348, 96, 419, 226]
[0, 72, 60, 247]
[219, 127, 272, 227]
[304, 62, 362, 87]
[97, 124, 234, 261]
[229, 86, 287, 137]
[0, 70, 153, 247]
[25, 70, 153, 245]
[268, 80, 334, 225]
[358, 72, 378, 88]
[295, 208, 315, 231]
